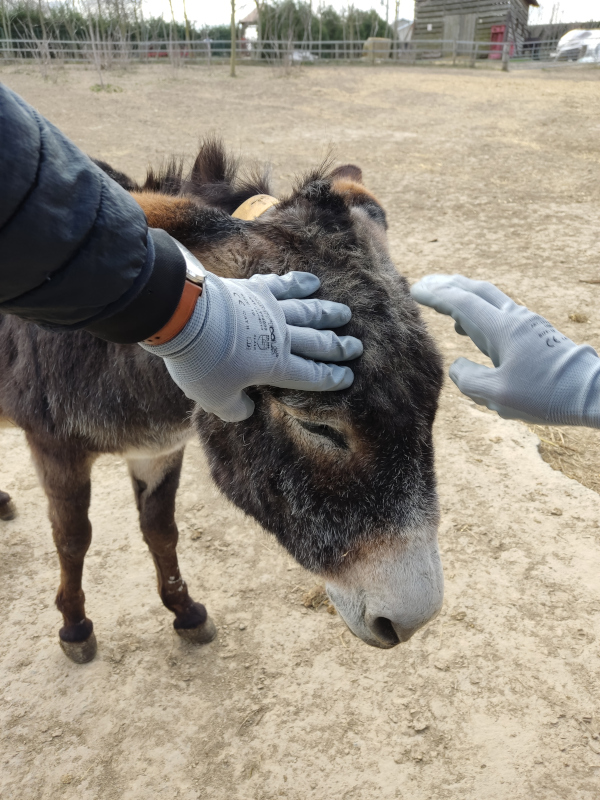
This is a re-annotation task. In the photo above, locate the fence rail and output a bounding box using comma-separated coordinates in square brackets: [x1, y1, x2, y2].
[0, 37, 576, 67]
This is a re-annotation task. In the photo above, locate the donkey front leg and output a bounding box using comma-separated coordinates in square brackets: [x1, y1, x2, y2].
[127, 449, 216, 645]
[27, 435, 98, 663]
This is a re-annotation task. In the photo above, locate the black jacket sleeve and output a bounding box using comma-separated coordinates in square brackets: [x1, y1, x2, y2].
[0, 84, 186, 343]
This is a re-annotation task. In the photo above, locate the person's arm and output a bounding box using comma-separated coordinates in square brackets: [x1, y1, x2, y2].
[411, 274, 600, 427]
[0, 83, 186, 342]
[0, 85, 362, 422]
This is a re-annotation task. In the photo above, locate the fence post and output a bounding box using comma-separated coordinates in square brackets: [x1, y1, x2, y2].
[501, 39, 510, 71]
[229, 0, 236, 77]
[470, 41, 478, 68]
[452, 38, 457, 66]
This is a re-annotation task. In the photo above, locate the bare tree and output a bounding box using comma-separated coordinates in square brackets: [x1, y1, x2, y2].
[318, 0, 323, 56]
[182, 0, 190, 44]
[167, 0, 181, 70]
[230, 0, 236, 76]
[549, 3, 562, 26]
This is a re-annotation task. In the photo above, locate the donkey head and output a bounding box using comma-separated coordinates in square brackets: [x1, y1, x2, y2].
[128, 142, 445, 648]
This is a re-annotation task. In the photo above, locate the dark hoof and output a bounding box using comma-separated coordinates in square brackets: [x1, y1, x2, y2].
[0, 491, 15, 521]
[59, 619, 96, 663]
[59, 631, 98, 663]
[0, 500, 16, 521]
[176, 615, 217, 645]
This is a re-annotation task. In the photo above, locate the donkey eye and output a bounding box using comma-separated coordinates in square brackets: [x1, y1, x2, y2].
[296, 420, 349, 450]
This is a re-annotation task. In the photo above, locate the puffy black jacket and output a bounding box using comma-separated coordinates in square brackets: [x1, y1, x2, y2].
[0, 84, 186, 343]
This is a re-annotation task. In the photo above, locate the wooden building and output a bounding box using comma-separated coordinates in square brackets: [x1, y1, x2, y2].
[414, 1, 539, 52]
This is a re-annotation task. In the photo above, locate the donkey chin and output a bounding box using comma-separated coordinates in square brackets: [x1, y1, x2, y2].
[325, 527, 444, 649]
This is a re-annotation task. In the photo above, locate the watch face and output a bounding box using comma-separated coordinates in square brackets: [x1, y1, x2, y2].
[175, 241, 205, 285]
[186, 261, 205, 286]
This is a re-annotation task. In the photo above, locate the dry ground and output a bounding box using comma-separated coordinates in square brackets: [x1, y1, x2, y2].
[1, 62, 600, 800]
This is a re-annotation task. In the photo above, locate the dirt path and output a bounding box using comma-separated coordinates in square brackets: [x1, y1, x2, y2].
[1, 63, 599, 800]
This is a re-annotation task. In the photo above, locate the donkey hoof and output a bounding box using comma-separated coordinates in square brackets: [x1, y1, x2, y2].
[59, 619, 97, 663]
[0, 500, 16, 521]
[59, 632, 97, 663]
[0, 491, 15, 521]
[175, 616, 217, 645]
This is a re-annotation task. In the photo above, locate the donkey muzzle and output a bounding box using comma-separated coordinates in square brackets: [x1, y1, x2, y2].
[325, 527, 444, 649]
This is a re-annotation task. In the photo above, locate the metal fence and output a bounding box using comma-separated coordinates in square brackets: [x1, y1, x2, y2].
[0, 37, 577, 68]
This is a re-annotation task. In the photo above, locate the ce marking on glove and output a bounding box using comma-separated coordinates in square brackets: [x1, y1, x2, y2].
[249, 331, 279, 355]
[546, 334, 567, 348]
[246, 333, 269, 350]
[257, 334, 270, 350]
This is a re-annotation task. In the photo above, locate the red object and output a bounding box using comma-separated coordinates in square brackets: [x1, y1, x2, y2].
[489, 24, 513, 59]
[489, 25, 505, 59]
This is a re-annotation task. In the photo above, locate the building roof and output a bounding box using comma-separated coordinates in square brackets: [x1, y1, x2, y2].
[240, 8, 258, 25]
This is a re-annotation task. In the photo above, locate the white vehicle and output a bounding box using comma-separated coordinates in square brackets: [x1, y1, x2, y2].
[552, 29, 600, 63]
[291, 49, 317, 63]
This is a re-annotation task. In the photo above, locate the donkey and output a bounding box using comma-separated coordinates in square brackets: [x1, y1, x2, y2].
[0, 141, 444, 663]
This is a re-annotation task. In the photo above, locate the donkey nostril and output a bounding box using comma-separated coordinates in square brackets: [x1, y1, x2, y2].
[370, 616, 400, 646]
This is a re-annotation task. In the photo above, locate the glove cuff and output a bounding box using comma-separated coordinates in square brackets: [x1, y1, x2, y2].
[139, 273, 235, 381]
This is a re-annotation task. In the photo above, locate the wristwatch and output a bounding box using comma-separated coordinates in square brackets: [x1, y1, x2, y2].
[143, 243, 206, 346]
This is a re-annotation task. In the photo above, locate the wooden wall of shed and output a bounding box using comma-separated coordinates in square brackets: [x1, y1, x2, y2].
[414, 1, 531, 48]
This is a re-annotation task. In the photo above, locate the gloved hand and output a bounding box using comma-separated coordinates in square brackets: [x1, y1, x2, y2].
[411, 274, 600, 427]
[140, 268, 362, 422]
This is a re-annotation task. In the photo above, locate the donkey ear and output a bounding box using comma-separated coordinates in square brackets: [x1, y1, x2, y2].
[93, 159, 139, 192]
[330, 164, 363, 184]
[329, 169, 387, 230]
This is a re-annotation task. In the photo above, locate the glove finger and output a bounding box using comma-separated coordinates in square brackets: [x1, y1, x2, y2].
[412, 274, 519, 312]
[268, 358, 355, 391]
[450, 358, 546, 424]
[449, 357, 498, 404]
[248, 271, 320, 300]
[289, 326, 363, 361]
[206, 391, 256, 423]
[444, 275, 520, 311]
[411, 278, 509, 363]
[280, 298, 352, 329]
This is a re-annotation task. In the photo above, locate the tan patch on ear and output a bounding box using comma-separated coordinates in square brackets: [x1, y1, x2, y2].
[331, 178, 380, 205]
[131, 192, 196, 232]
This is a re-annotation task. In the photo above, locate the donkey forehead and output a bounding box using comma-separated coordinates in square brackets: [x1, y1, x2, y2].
[259, 177, 387, 239]
[244, 192, 443, 425]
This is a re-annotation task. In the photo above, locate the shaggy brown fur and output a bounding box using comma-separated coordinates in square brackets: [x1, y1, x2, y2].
[0, 139, 443, 660]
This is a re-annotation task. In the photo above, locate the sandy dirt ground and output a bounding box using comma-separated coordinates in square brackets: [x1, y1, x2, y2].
[1, 62, 600, 800]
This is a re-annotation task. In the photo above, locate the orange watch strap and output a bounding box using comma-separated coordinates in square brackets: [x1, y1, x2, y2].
[143, 280, 202, 346]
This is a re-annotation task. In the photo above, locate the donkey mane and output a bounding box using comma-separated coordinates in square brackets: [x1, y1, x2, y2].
[97, 138, 273, 215]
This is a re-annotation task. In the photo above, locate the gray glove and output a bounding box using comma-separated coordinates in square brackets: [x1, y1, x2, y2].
[411, 274, 600, 427]
[140, 268, 362, 422]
